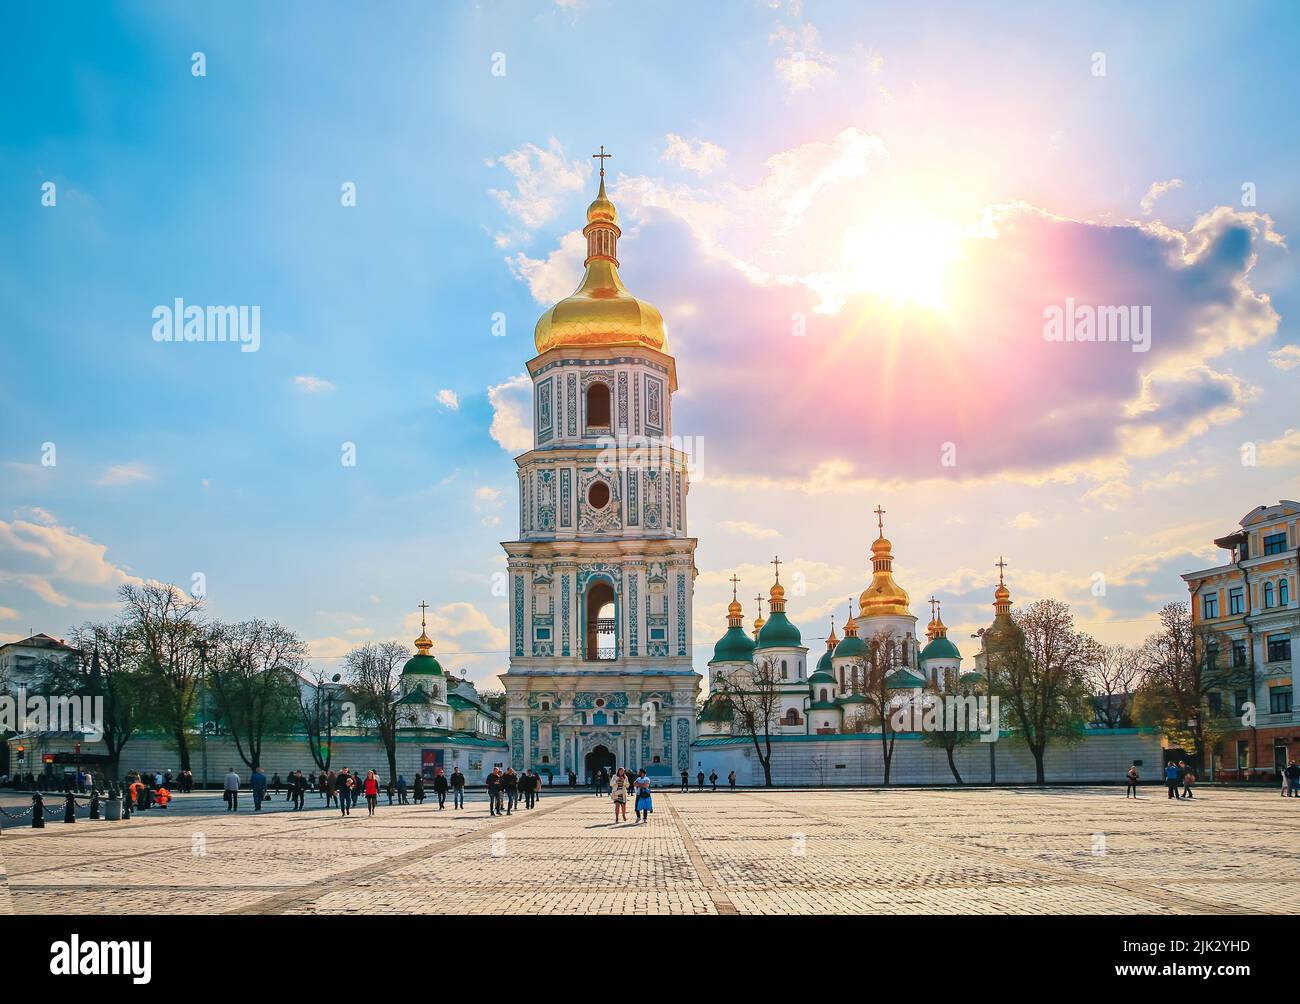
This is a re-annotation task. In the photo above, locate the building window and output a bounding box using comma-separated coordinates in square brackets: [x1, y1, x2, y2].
[1264, 582, 1275, 608]
[782, 708, 801, 726]
[819, 688, 828, 703]
[1234, 689, 1250, 714]
[1236, 740, 1250, 769]
[1205, 643, 1218, 669]
[540, 701, 550, 711]
[781, 659, 788, 679]
[1202, 593, 1218, 619]
[1263, 531, 1287, 555]
[1282, 579, 1291, 606]
[587, 480, 610, 510]
[1231, 640, 1247, 668]
[1269, 687, 1293, 714]
[535, 627, 551, 640]
[1228, 587, 1245, 615]
[585, 382, 611, 430]
[1207, 691, 1222, 716]
[1267, 633, 1291, 663]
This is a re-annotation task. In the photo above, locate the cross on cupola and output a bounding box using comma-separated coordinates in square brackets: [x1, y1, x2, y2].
[771, 555, 782, 583]
[730, 574, 740, 602]
[592, 144, 612, 177]
[873, 505, 887, 535]
[996, 556, 1008, 586]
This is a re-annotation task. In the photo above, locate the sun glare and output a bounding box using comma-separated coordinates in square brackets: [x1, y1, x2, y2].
[838, 214, 966, 310]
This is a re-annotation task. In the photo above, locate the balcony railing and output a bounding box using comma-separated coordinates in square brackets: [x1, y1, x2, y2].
[592, 618, 616, 633]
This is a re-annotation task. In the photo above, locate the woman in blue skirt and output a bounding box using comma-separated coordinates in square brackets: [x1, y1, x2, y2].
[633, 768, 653, 823]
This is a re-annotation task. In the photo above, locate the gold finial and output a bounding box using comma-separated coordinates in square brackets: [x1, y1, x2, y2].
[996, 556, 1007, 587]
[730, 574, 740, 603]
[929, 596, 938, 620]
[419, 599, 429, 631]
[771, 555, 782, 584]
[414, 600, 434, 655]
[592, 144, 611, 178]
[726, 574, 743, 621]
[873, 504, 886, 536]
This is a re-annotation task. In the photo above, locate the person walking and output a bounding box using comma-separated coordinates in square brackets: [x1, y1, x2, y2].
[270, 772, 282, 795]
[385, 775, 395, 806]
[611, 767, 630, 823]
[223, 767, 241, 812]
[397, 774, 409, 805]
[451, 767, 465, 809]
[486, 768, 503, 816]
[727, 770, 737, 792]
[350, 773, 362, 809]
[1164, 760, 1182, 799]
[1285, 760, 1300, 797]
[293, 770, 307, 810]
[696, 769, 705, 792]
[413, 775, 425, 805]
[325, 770, 337, 808]
[363, 770, 380, 816]
[433, 767, 449, 809]
[251, 766, 268, 812]
[634, 769, 654, 823]
[680, 768, 689, 793]
[1125, 763, 1139, 798]
[1180, 761, 1196, 799]
[337, 770, 353, 816]
[504, 768, 519, 815]
[709, 770, 718, 792]
[568, 769, 576, 787]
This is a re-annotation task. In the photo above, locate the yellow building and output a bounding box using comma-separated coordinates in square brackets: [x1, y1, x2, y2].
[1182, 501, 1298, 778]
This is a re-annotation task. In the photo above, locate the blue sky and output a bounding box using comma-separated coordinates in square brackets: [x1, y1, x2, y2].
[2, 0, 1298, 687]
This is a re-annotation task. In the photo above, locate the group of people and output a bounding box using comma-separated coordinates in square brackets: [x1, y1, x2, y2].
[609, 767, 655, 823]
[483, 767, 545, 815]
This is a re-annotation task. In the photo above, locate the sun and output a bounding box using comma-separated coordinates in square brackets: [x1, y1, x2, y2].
[837, 213, 967, 310]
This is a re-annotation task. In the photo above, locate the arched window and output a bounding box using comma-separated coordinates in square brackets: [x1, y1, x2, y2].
[587, 480, 610, 510]
[1282, 579, 1290, 606]
[585, 382, 611, 430]
[783, 708, 800, 726]
[819, 688, 828, 703]
[1265, 582, 1275, 608]
[585, 581, 617, 660]
[781, 659, 788, 679]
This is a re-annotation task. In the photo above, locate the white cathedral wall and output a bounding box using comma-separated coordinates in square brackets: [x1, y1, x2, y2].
[690, 730, 1165, 786]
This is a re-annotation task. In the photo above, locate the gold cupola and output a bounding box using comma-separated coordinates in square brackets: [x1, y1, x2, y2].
[858, 506, 912, 620]
[533, 148, 668, 355]
[752, 594, 766, 641]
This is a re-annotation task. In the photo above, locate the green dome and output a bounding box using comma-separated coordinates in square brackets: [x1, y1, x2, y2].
[920, 636, 961, 663]
[396, 685, 432, 706]
[815, 647, 833, 675]
[833, 634, 867, 659]
[755, 611, 801, 650]
[808, 699, 839, 711]
[711, 625, 756, 664]
[808, 668, 836, 685]
[697, 693, 734, 723]
[402, 653, 443, 676]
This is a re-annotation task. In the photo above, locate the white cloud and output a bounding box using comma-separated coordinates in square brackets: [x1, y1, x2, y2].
[1269, 345, 1300, 371]
[0, 517, 141, 607]
[1140, 177, 1183, 215]
[662, 134, 728, 175]
[294, 375, 336, 393]
[0, 606, 19, 621]
[488, 138, 589, 229]
[96, 463, 151, 487]
[487, 374, 533, 452]
[719, 519, 781, 539]
[769, 23, 836, 96]
[507, 230, 586, 305]
[438, 388, 460, 411]
[475, 486, 504, 527]
[1005, 512, 1041, 529]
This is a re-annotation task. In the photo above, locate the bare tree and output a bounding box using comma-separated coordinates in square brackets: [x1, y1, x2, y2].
[919, 668, 987, 784]
[713, 654, 785, 787]
[985, 599, 1093, 784]
[54, 621, 146, 782]
[344, 641, 409, 784]
[851, 630, 913, 785]
[121, 582, 207, 772]
[297, 669, 345, 771]
[1086, 640, 1144, 728]
[208, 619, 307, 770]
[1134, 601, 1252, 775]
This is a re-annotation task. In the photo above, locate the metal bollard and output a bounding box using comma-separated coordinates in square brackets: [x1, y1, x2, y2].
[63, 792, 76, 824]
[32, 791, 44, 828]
[89, 790, 101, 820]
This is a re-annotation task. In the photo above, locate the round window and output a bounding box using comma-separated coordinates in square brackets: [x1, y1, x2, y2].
[595, 698, 605, 708]
[588, 481, 610, 509]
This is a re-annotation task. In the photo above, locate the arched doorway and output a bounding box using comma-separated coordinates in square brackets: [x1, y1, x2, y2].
[584, 744, 615, 782]
[585, 580, 617, 660]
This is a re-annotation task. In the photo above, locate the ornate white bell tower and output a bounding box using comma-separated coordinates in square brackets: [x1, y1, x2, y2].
[499, 150, 701, 781]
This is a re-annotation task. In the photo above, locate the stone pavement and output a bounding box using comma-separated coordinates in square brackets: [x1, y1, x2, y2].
[0, 786, 1295, 914]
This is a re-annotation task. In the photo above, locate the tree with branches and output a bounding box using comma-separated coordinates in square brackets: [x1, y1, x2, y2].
[1085, 640, 1145, 728]
[344, 640, 409, 784]
[713, 654, 785, 787]
[985, 599, 1093, 784]
[297, 669, 346, 771]
[208, 618, 307, 770]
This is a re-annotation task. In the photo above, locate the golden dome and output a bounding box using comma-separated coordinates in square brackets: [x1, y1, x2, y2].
[727, 598, 743, 617]
[533, 174, 667, 355]
[414, 629, 433, 654]
[994, 584, 1010, 602]
[859, 534, 911, 619]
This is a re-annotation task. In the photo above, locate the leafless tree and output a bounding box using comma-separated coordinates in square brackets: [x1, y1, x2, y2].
[344, 640, 409, 784]
[1085, 640, 1144, 728]
[713, 654, 786, 787]
[208, 618, 308, 769]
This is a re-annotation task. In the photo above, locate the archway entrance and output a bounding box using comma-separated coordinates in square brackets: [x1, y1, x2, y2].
[585, 581, 617, 660]
[584, 744, 615, 782]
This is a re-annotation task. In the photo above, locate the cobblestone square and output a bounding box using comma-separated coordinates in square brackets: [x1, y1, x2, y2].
[1, 787, 1294, 915]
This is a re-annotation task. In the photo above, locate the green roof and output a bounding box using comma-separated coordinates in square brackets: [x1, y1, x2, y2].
[833, 634, 867, 659]
[711, 624, 756, 664]
[838, 693, 867, 705]
[808, 669, 836, 685]
[755, 610, 801, 650]
[815, 647, 833, 675]
[396, 685, 431, 706]
[808, 700, 839, 711]
[402, 653, 443, 676]
[920, 636, 961, 662]
[884, 669, 927, 690]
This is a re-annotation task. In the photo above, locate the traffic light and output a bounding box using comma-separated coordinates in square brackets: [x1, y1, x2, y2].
[15, 745, 24, 764]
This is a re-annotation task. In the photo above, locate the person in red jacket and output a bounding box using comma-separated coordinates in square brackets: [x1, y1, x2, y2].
[363, 770, 380, 816]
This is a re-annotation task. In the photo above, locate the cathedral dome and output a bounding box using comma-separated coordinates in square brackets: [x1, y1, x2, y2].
[533, 173, 667, 354]
[712, 624, 755, 664]
[756, 611, 801, 649]
[920, 636, 961, 663]
[859, 534, 912, 619]
[402, 625, 443, 676]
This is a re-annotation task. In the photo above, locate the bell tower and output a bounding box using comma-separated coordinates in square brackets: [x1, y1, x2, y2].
[500, 152, 701, 781]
